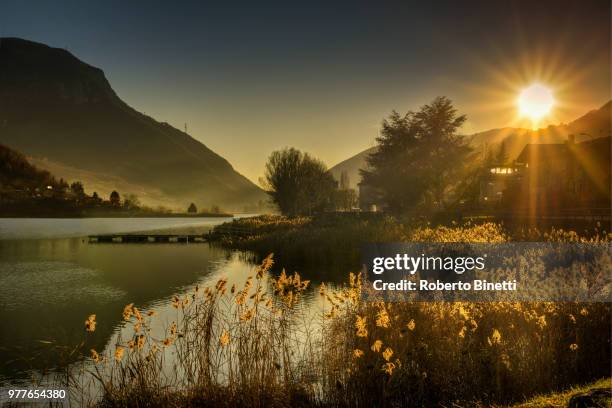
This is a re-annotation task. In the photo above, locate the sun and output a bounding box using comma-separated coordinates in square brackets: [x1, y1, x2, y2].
[517, 84, 554, 122]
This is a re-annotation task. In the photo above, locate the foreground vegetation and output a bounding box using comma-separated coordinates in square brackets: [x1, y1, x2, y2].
[210, 214, 609, 280]
[508, 378, 611, 408]
[210, 213, 408, 277]
[64, 222, 612, 407]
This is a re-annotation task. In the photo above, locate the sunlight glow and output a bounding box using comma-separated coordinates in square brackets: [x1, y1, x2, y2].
[518, 84, 554, 121]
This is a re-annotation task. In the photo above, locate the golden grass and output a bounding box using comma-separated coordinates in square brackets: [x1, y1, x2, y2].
[508, 378, 611, 408]
[69, 223, 611, 407]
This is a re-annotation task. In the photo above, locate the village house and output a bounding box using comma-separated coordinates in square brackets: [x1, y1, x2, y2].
[481, 135, 611, 213]
[479, 163, 524, 205]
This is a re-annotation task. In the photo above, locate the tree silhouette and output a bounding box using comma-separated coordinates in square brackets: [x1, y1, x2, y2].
[263, 148, 336, 216]
[187, 203, 197, 213]
[109, 190, 120, 206]
[70, 181, 85, 197]
[361, 97, 470, 214]
[340, 170, 350, 190]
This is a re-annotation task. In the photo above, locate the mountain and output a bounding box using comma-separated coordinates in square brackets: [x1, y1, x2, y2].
[0, 38, 266, 210]
[329, 101, 612, 189]
[329, 147, 376, 190]
[468, 101, 611, 159]
[0, 143, 59, 190]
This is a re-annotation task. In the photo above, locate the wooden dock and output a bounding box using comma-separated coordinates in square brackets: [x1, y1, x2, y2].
[88, 234, 209, 243]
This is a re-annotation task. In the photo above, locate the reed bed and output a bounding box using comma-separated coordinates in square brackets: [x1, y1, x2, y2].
[69, 223, 610, 407]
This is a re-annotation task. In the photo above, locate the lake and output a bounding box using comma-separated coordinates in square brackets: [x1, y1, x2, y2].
[0, 217, 324, 386]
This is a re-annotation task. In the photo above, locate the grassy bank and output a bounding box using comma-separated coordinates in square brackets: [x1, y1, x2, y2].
[208, 214, 608, 280]
[65, 222, 612, 407]
[508, 378, 611, 407]
[208, 214, 412, 278]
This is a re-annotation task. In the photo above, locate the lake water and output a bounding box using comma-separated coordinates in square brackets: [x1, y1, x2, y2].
[0, 217, 239, 239]
[0, 217, 327, 387]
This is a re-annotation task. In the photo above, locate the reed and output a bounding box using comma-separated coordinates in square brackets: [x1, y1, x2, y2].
[70, 223, 610, 407]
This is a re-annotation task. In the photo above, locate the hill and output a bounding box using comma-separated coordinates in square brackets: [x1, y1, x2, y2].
[329, 147, 376, 190]
[329, 101, 611, 188]
[468, 100, 611, 159]
[0, 143, 60, 190]
[0, 38, 266, 211]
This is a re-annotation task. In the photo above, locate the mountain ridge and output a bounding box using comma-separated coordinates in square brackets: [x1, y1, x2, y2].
[0, 37, 266, 210]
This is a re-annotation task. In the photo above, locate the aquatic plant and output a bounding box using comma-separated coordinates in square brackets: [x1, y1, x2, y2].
[69, 224, 610, 407]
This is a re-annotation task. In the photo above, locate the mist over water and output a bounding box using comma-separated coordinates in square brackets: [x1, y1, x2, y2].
[0, 217, 234, 240]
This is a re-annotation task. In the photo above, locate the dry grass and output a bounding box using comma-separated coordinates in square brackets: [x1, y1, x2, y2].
[507, 378, 611, 408]
[67, 222, 611, 407]
[73, 255, 321, 407]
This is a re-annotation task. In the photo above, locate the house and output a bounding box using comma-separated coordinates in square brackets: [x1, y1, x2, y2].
[508, 135, 610, 212]
[479, 163, 524, 205]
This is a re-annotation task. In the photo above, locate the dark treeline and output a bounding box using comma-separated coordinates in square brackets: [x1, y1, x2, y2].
[0, 144, 228, 217]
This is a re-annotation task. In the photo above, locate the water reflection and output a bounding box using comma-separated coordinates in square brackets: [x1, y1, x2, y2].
[0, 235, 249, 380]
[0, 231, 335, 388]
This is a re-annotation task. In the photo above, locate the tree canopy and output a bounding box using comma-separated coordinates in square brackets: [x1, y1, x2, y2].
[360, 97, 470, 214]
[263, 148, 336, 216]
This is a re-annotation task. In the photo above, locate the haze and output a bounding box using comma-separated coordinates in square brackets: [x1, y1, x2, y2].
[1, 0, 609, 182]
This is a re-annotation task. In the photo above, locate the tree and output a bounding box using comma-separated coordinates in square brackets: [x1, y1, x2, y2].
[360, 97, 470, 214]
[109, 190, 121, 206]
[453, 151, 489, 208]
[263, 148, 336, 216]
[333, 188, 358, 211]
[339, 170, 350, 190]
[57, 178, 68, 192]
[187, 203, 198, 213]
[334, 170, 357, 210]
[123, 193, 140, 210]
[70, 181, 85, 197]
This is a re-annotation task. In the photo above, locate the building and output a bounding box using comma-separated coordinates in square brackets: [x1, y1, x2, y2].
[479, 163, 524, 205]
[504, 135, 610, 213]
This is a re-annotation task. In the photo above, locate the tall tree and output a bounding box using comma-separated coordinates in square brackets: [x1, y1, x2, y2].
[187, 203, 198, 213]
[339, 170, 350, 190]
[360, 97, 470, 214]
[263, 148, 336, 216]
[70, 181, 85, 198]
[109, 190, 121, 206]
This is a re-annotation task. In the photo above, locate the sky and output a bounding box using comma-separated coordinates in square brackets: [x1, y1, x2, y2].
[1, 0, 610, 183]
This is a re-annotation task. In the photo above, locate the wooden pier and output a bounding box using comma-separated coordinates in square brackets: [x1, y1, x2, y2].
[88, 234, 209, 243]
